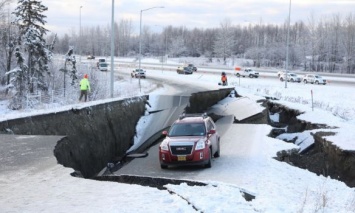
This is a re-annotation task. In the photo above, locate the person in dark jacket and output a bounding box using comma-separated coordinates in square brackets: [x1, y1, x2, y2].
[221, 72, 228, 86]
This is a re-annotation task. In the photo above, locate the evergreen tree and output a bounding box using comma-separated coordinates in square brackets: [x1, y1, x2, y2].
[7, 47, 28, 109]
[10, 0, 52, 108]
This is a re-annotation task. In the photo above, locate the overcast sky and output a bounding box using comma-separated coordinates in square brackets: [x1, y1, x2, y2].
[10, 0, 355, 36]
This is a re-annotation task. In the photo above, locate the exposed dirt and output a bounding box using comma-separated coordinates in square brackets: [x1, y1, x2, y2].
[261, 101, 355, 188]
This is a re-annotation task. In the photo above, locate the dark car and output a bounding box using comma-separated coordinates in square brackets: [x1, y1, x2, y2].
[96, 58, 106, 68]
[177, 66, 193, 74]
[187, 64, 197, 72]
[159, 113, 220, 169]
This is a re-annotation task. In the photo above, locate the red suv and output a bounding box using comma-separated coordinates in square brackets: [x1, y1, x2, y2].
[159, 113, 220, 169]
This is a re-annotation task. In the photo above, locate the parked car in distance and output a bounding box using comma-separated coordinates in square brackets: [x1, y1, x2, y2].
[177, 66, 193, 74]
[235, 68, 259, 78]
[131, 69, 146, 78]
[159, 113, 220, 169]
[187, 64, 197, 72]
[98, 62, 108, 71]
[279, 73, 301, 83]
[97, 58, 106, 68]
[277, 71, 284, 77]
[303, 74, 327, 85]
[87, 55, 95, 60]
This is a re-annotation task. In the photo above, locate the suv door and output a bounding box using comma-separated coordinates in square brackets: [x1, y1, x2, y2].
[206, 119, 218, 154]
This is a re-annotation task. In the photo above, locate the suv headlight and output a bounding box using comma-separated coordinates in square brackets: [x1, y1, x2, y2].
[195, 139, 205, 150]
[160, 140, 169, 151]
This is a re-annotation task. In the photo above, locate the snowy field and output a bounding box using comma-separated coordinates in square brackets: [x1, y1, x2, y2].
[1, 57, 355, 212]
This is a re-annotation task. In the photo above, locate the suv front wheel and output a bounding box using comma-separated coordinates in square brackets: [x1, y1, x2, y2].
[214, 140, 220, 158]
[205, 148, 212, 168]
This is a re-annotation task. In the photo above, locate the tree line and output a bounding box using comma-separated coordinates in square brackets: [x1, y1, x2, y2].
[51, 14, 355, 74]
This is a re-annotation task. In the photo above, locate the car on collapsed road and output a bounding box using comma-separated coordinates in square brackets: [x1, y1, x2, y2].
[131, 69, 146, 78]
[159, 113, 220, 169]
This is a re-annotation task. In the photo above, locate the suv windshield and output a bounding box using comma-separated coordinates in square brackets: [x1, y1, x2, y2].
[168, 123, 205, 136]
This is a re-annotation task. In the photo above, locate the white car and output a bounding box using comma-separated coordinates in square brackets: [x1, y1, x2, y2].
[235, 68, 259, 78]
[131, 69, 146, 78]
[277, 71, 285, 77]
[302, 74, 326, 85]
[279, 73, 301, 83]
[98, 62, 108, 71]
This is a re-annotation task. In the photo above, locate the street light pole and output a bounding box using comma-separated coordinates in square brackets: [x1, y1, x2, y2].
[110, 0, 115, 98]
[139, 6, 164, 92]
[79, 6, 83, 64]
[165, 29, 168, 64]
[285, 0, 291, 88]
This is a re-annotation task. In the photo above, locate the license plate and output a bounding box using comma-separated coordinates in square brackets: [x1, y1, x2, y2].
[177, 156, 186, 161]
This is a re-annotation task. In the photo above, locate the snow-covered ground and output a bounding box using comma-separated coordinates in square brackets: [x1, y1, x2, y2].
[1, 57, 355, 212]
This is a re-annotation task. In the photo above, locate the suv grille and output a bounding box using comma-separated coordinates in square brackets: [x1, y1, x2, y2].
[170, 145, 193, 155]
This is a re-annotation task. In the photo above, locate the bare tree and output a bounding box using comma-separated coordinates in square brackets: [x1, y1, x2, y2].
[117, 19, 133, 56]
[169, 35, 186, 57]
[342, 13, 355, 74]
[213, 18, 235, 65]
[0, 0, 15, 88]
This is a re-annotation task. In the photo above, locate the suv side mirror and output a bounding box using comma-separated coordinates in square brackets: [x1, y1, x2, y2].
[208, 129, 216, 134]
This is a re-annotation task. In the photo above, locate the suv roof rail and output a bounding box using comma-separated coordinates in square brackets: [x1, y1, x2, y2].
[179, 113, 208, 120]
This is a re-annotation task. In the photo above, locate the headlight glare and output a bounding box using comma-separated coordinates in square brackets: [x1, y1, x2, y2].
[160, 140, 169, 151]
[195, 139, 205, 150]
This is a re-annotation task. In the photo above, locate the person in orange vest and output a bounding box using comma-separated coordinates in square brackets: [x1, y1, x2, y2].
[79, 74, 91, 102]
[221, 72, 227, 86]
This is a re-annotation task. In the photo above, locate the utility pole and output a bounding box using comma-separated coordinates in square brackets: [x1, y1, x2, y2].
[110, 0, 115, 98]
[285, 0, 291, 88]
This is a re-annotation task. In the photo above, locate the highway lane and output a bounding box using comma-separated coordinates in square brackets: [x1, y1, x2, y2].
[109, 60, 355, 86]
[77, 56, 355, 86]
